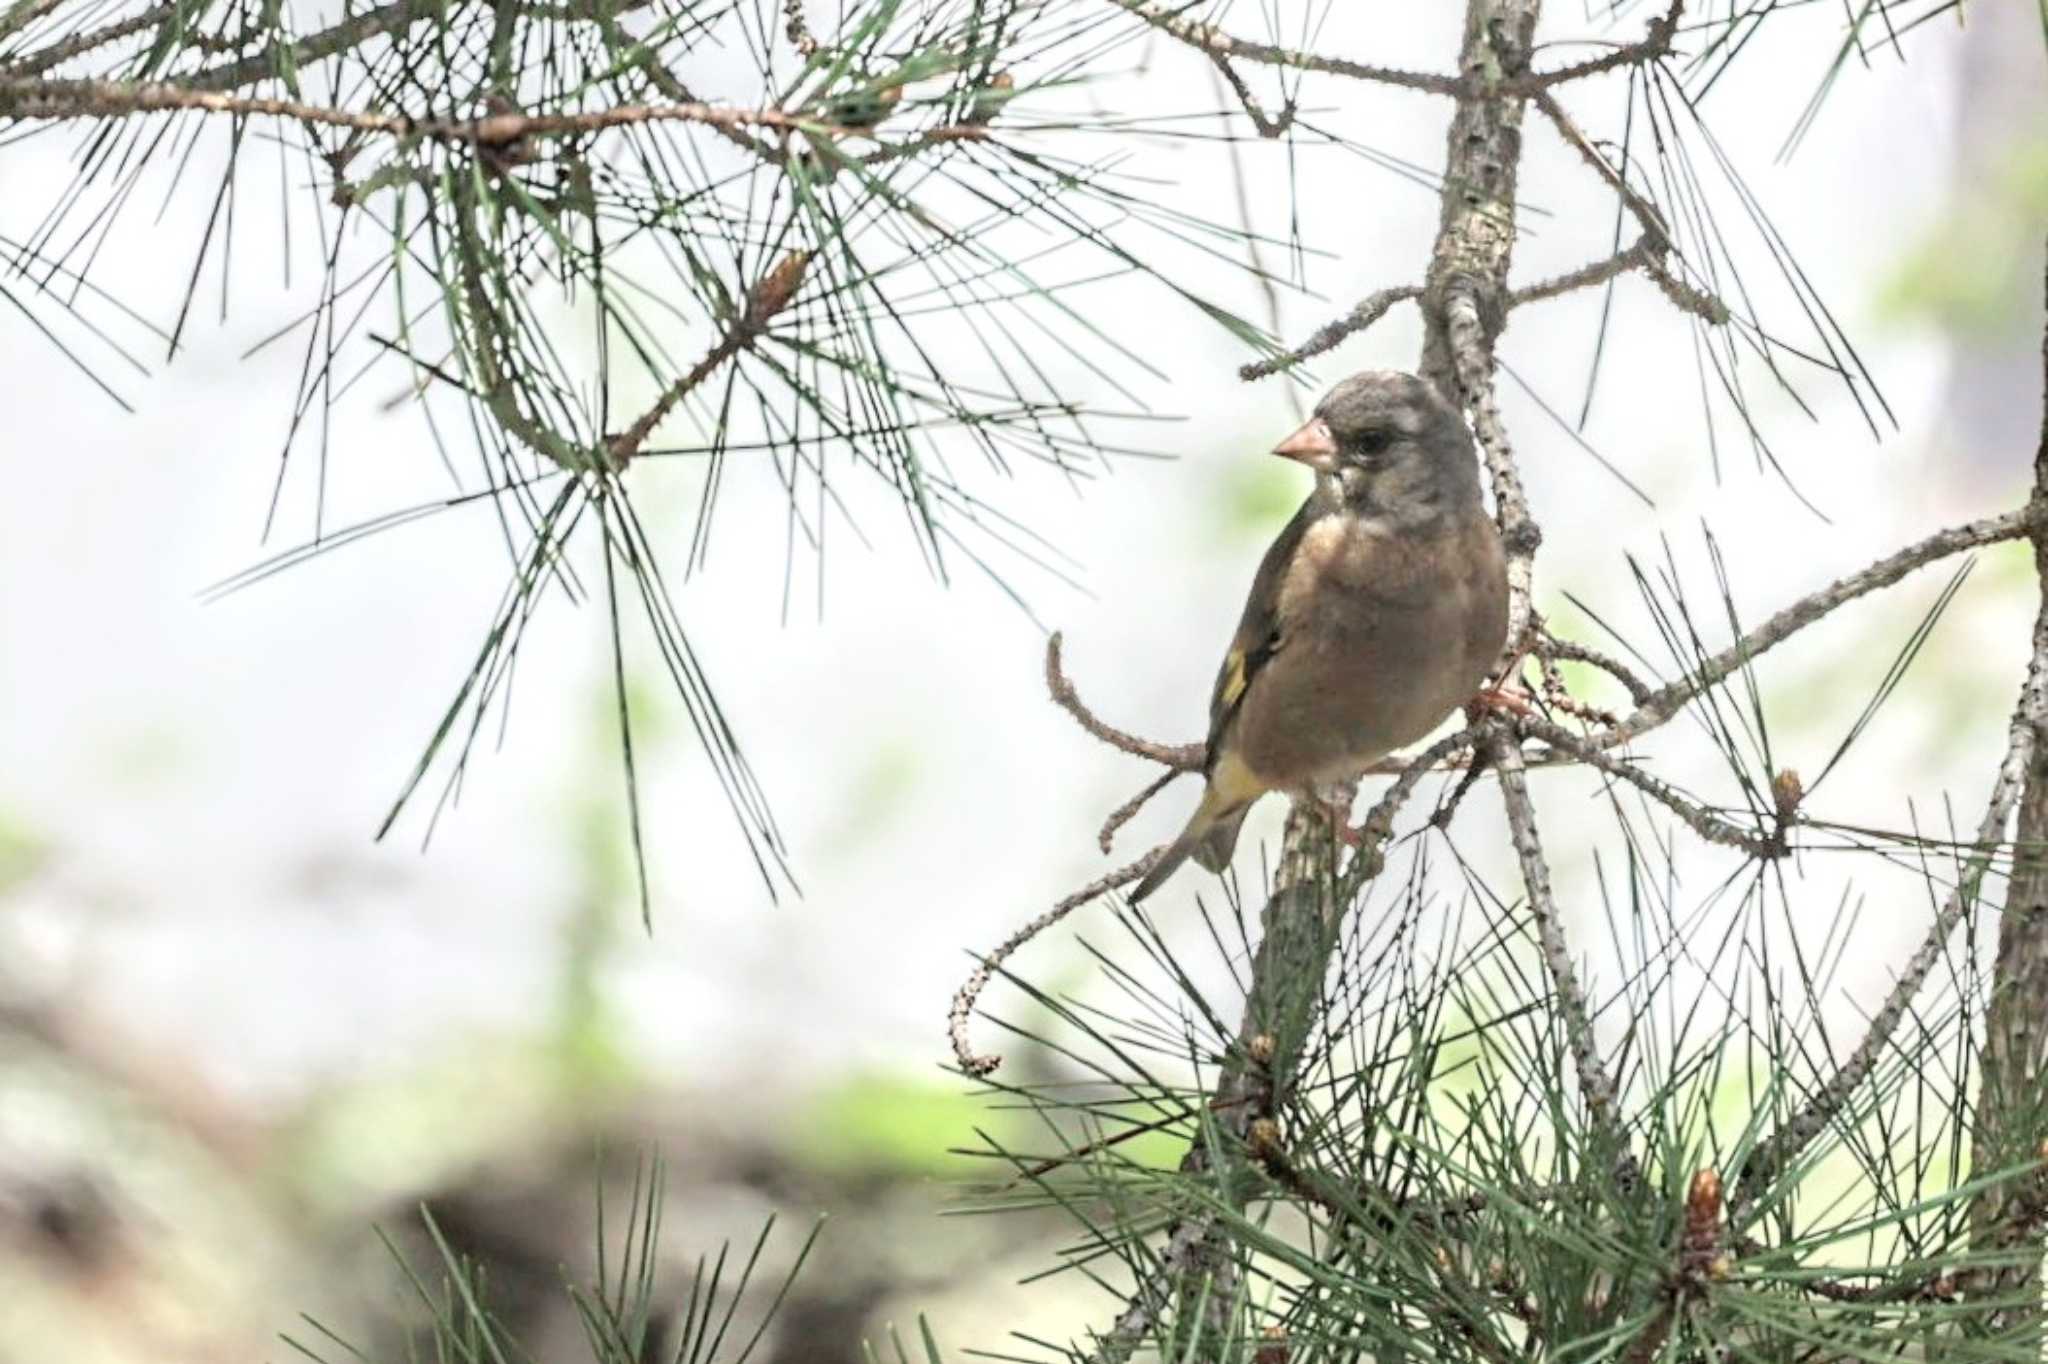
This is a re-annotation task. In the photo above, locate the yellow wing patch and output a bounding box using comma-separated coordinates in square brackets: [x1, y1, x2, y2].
[1220, 648, 1248, 709]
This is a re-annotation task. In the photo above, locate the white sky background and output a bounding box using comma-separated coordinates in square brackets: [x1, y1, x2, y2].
[0, 3, 2040, 1112]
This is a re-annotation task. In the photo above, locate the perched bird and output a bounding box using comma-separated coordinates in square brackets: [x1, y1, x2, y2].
[1130, 370, 1509, 902]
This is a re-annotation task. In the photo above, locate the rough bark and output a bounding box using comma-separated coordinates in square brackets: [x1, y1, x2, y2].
[1967, 236, 2048, 1339]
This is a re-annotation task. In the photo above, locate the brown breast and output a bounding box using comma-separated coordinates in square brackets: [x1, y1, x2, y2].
[1236, 510, 1507, 789]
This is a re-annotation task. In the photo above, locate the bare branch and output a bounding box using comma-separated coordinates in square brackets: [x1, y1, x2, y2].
[1100, 0, 1461, 96]
[1500, 0, 1684, 93]
[1239, 287, 1421, 382]
[1515, 713, 1786, 859]
[1508, 231, 1728, 323]
[1537, 627, 1655, 707]
[1641, 257, 1732, 325]
[1100, 768, 1184, 853]
[949, 851, 1160, 1078]
[1493, 732, 1621, 1124]
[1523, 86, 1740, 328]
[1446, 294, 1540, 652]
[1046, 633, 1203, 771]
[4, 2, 177, 77]
[1533, 87, 1671, 250]
[1207, 49, 1296, 139]
[1510, 236, 1661, 310]
[1605, 506, 2041, 749]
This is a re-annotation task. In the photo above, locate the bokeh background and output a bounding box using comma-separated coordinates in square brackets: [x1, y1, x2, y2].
[1, 3, 2045, 1360]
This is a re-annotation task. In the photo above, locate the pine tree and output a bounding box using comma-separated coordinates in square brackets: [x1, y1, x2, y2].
[3, 1, 2044, 1360]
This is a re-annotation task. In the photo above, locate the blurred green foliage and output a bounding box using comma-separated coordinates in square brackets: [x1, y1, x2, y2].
[795, 1072, 1183, 1176]
[1215, 439, 1313, 541]
[1881, 135, 2048, 336]
[0, 807, 48, 891]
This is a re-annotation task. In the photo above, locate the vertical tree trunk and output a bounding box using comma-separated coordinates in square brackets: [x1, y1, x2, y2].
[1969, 238, 2048, 1340]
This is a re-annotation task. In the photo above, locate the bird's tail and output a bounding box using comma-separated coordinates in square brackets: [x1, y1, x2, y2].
[1192, 804, 1250, 873]
[1130, 788, 1251, 902]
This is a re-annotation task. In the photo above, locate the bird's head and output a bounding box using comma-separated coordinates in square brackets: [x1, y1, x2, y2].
[1272, 371, 1479, 525]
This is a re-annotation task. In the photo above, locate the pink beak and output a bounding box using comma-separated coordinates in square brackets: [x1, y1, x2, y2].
[1273, 417, 1338, 470]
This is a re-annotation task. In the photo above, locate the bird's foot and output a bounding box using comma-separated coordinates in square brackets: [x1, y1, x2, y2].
[1467, 684, 1535, 722]
[1307, 783, 1363, 846]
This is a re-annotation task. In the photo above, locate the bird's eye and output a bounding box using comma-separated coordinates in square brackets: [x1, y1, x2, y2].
[1354, 430, 1392, 458]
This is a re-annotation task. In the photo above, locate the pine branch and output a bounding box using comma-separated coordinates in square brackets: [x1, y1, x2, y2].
[0, 75, 986, 150]
[1733, 641, 2041, 1209]
[1605, 507, 2042, 750]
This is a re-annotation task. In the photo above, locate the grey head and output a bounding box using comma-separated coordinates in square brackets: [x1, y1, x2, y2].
[1271, 370, 1481, 528]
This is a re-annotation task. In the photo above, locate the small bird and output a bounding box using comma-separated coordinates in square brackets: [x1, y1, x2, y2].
[1130, 370, 1510, 902]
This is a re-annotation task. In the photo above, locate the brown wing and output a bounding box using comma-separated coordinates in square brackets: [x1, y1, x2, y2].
[1204, 497, 1321, 773]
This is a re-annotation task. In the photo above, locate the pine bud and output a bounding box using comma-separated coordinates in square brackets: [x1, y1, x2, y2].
[1771, 768, 1803, 821]
[747, 250, 811, 325]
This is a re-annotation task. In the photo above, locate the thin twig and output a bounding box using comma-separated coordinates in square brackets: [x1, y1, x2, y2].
[1642, 257, 1731, 324]
[1350, 728, 1483, 881]
[173, 0, 658, 92]
[1447, 292, 1540, 654]
[1509, 235, 1659, 309]
[1604, 505, 2041, 749]
[0, 0, 75, 47]
[1534, 650, 1620, 727]
[1100, 768, 1184, 852]
[1493, 732, 1621, 1123]
[4, 2, 178, 77]
[949, 851, 1161, 1078]
[1537, 632, 1654, 707]
[1532, 87, 1671, 250]
[1209, 51, 1295, 138]
[183, 0, 481, 92]
[1046, 633, 1203, 771]
[1240, 287, 1421, 382]
[1499, 0, 1684, 93]
[1516, 714, 1785, 859]
[1100, 0, 1461, 96]
[594, 9, 782, 163]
